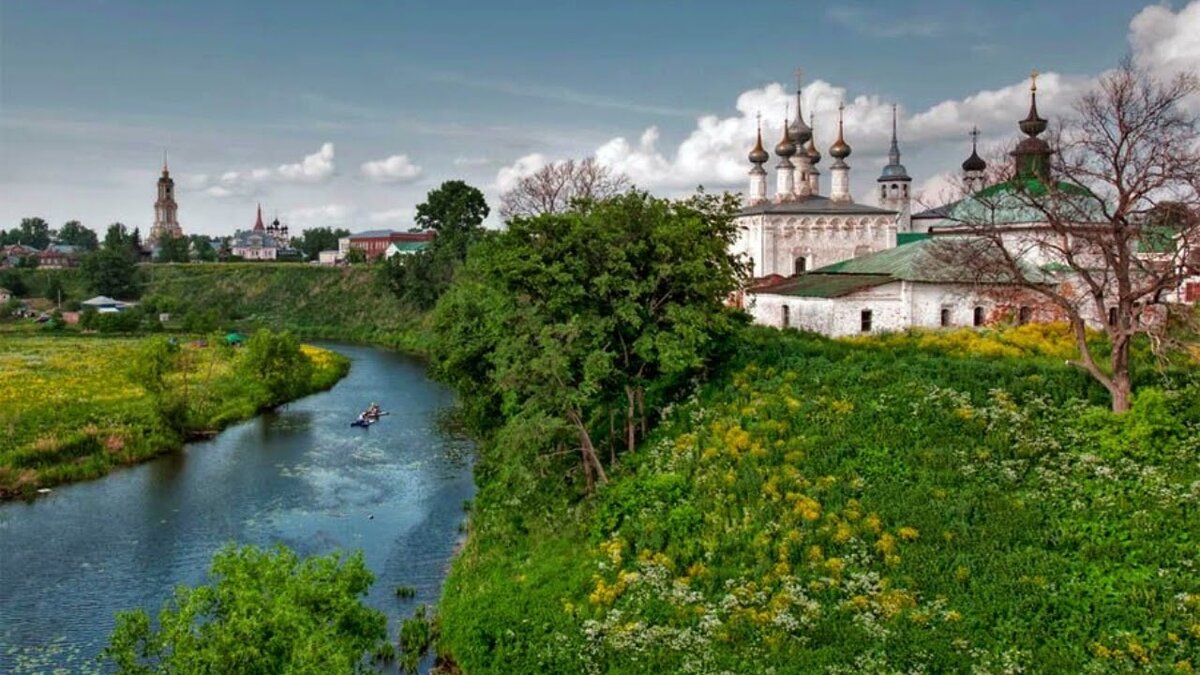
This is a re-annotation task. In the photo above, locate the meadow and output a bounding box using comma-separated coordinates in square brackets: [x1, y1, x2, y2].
[438, 325, 1200, 673]
[0, 334, 348, 498]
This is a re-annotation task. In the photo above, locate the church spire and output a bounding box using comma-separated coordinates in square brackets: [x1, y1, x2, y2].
[254, 203, 265, 231]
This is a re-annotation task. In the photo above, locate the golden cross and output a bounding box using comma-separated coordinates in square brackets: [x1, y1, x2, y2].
[794, 67, 804, 91]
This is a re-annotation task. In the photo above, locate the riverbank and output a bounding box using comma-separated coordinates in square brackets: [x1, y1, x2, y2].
[0, 333, 349, 499]
[436, 325, 1200, 672]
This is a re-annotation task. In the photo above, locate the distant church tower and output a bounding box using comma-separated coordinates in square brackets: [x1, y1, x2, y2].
[877, 104, 912, 230]
[150, 154, 183, 245]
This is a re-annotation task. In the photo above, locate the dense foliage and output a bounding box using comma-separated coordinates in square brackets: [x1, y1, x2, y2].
[0, 334, 347, 497]
[382, 180, 490, 310]
[430, 190, 748, 492]
[439, 324, 1200, 672]
[104, 545, 387, 673]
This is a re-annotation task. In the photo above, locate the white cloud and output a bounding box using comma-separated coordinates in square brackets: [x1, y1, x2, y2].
[360, 154, 423, 183]
[278, 142, 336, 182]
[1129, 0, 1200, 81]
[368, 207, 415, 225]
[283, 203, 356, 228]
[494, 153, 548, 192]
[454, 156, 492, 168]
[189, 142, 337, 198]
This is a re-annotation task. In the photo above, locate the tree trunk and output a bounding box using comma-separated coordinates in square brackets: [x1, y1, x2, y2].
[567, 408, 608, 489]
[637, 387, 647, 437]
[1109, 336, 1132, 414]
[625, 386, 636, 455]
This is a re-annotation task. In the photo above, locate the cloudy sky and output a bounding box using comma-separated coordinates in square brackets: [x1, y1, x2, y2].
[2, 0, 1198, 236]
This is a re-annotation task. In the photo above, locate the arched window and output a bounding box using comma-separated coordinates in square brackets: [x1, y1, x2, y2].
[881, 186, 887, 200]
[973, 306, 985, 327]
[860, 309, 873, 333]
[902, 184, 909, 197]
[794, 257, 807, 275]
[1108, 307, 1117, 326]
[940, 307, 951, 327]
[782, 305, 791, 329]
[1018, 306, 1032, 325]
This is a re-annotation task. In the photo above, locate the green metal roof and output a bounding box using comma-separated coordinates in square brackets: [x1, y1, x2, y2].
[897, 232, 931, 246]
[752, 273, 895, 298]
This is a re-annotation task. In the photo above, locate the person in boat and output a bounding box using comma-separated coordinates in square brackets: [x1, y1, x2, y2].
[357, 411, 370, 424]
[366, 402, 381, 418]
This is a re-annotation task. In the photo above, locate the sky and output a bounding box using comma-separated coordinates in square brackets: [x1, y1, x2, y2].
[2, 0, 1199, 237]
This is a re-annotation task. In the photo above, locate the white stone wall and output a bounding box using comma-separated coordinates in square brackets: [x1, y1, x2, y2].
[734, 213, 898, 277]
[747, 282, 1008, 337]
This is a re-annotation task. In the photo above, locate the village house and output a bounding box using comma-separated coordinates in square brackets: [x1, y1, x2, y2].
[0, 244, 41, 269]
[0, 287, 12, 303]
[36, 244, 83, 269]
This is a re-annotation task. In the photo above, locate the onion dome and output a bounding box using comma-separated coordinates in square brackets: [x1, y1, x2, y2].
[829, 103, 851, 160]
[1019, 71, 1048, 138]
[962, 126, 987, 171]
[1011, 71, 1052, 180]
[775, 109, 797, 159]
[788, 71, 813, 147]
[805, 111, 821, 165]
[748, 116, 770, 165]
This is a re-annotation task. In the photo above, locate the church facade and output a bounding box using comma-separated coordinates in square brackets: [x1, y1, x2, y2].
[736, 75, 1081, 336]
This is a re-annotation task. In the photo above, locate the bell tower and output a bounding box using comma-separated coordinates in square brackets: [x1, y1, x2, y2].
[150, 152, 183, 244]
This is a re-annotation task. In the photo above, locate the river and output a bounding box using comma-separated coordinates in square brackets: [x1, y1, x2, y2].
[0, 344, 474, 673]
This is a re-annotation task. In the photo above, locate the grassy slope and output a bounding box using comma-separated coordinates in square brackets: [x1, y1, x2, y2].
[439, 326, 1200, 673]
[7, 263, 430, 352]
[142, 264, 430, 352]
[0, 335, 348, 498]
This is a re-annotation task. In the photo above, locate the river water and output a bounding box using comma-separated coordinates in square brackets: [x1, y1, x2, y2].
[0, 344, 474, 673]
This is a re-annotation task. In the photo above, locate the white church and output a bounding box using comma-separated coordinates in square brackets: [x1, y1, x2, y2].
[735, 74, 1093, 337]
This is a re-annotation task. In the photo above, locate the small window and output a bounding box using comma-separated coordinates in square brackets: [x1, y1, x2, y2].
[1018, 306, 1032, 325]
[1108, 307, 1117, 327]
[973, 306, 985, 327]
[782, 305, 790, 329]
[794, 257, 807, 275]
[881, 186, 887, 199]
[860, 309, 873, 333]
[940, 307, 951, 327]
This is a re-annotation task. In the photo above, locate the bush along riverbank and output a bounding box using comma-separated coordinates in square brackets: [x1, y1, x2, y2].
[0, 330, 348, 498]
[435, 318, 1200, 672]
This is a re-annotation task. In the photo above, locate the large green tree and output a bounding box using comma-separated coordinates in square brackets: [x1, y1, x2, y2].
[155, 235, 190, 263]
[384, 180, 490, 310]
[57, 220, 99, 250]
[238, 330, 315, 406]
[104, 545, 387, 674]
[292, 226, 350, 261]
[188, 235, 217, 262]
[81, 248, 138, 298]
[431, 191, 747, 491]
[2, 217, 53, 249]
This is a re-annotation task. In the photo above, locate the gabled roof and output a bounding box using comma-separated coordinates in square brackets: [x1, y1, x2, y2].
[740, 194, 896, 217]
[913, 178, 1104, 226]
[751, 238, 1052, 299]
[82, 295, 122, 306]
[751, 273, 895, 298]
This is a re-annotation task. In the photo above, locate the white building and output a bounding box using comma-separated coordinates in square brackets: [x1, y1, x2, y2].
[740, 72, 1127, 336]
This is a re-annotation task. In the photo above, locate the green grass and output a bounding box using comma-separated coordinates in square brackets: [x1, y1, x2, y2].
[0, 334, 348, 498]
[439, 326, 1200, 673]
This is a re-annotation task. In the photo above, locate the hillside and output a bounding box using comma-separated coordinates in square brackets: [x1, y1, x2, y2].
[438, 326, 1200, 673]
[6, 264, 429, 351]
[141, 264, 426, 349]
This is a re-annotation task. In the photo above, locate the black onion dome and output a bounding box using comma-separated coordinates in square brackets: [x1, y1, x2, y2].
[962, 149, 987, 172]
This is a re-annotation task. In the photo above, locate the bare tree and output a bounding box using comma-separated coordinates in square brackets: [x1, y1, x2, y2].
[929, 61, 1200, 413]
[499, 157, 631, 220]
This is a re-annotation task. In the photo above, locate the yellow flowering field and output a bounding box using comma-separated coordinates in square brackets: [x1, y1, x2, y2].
[0, 335, 347, 498]
[440, 326, 1200, 673]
